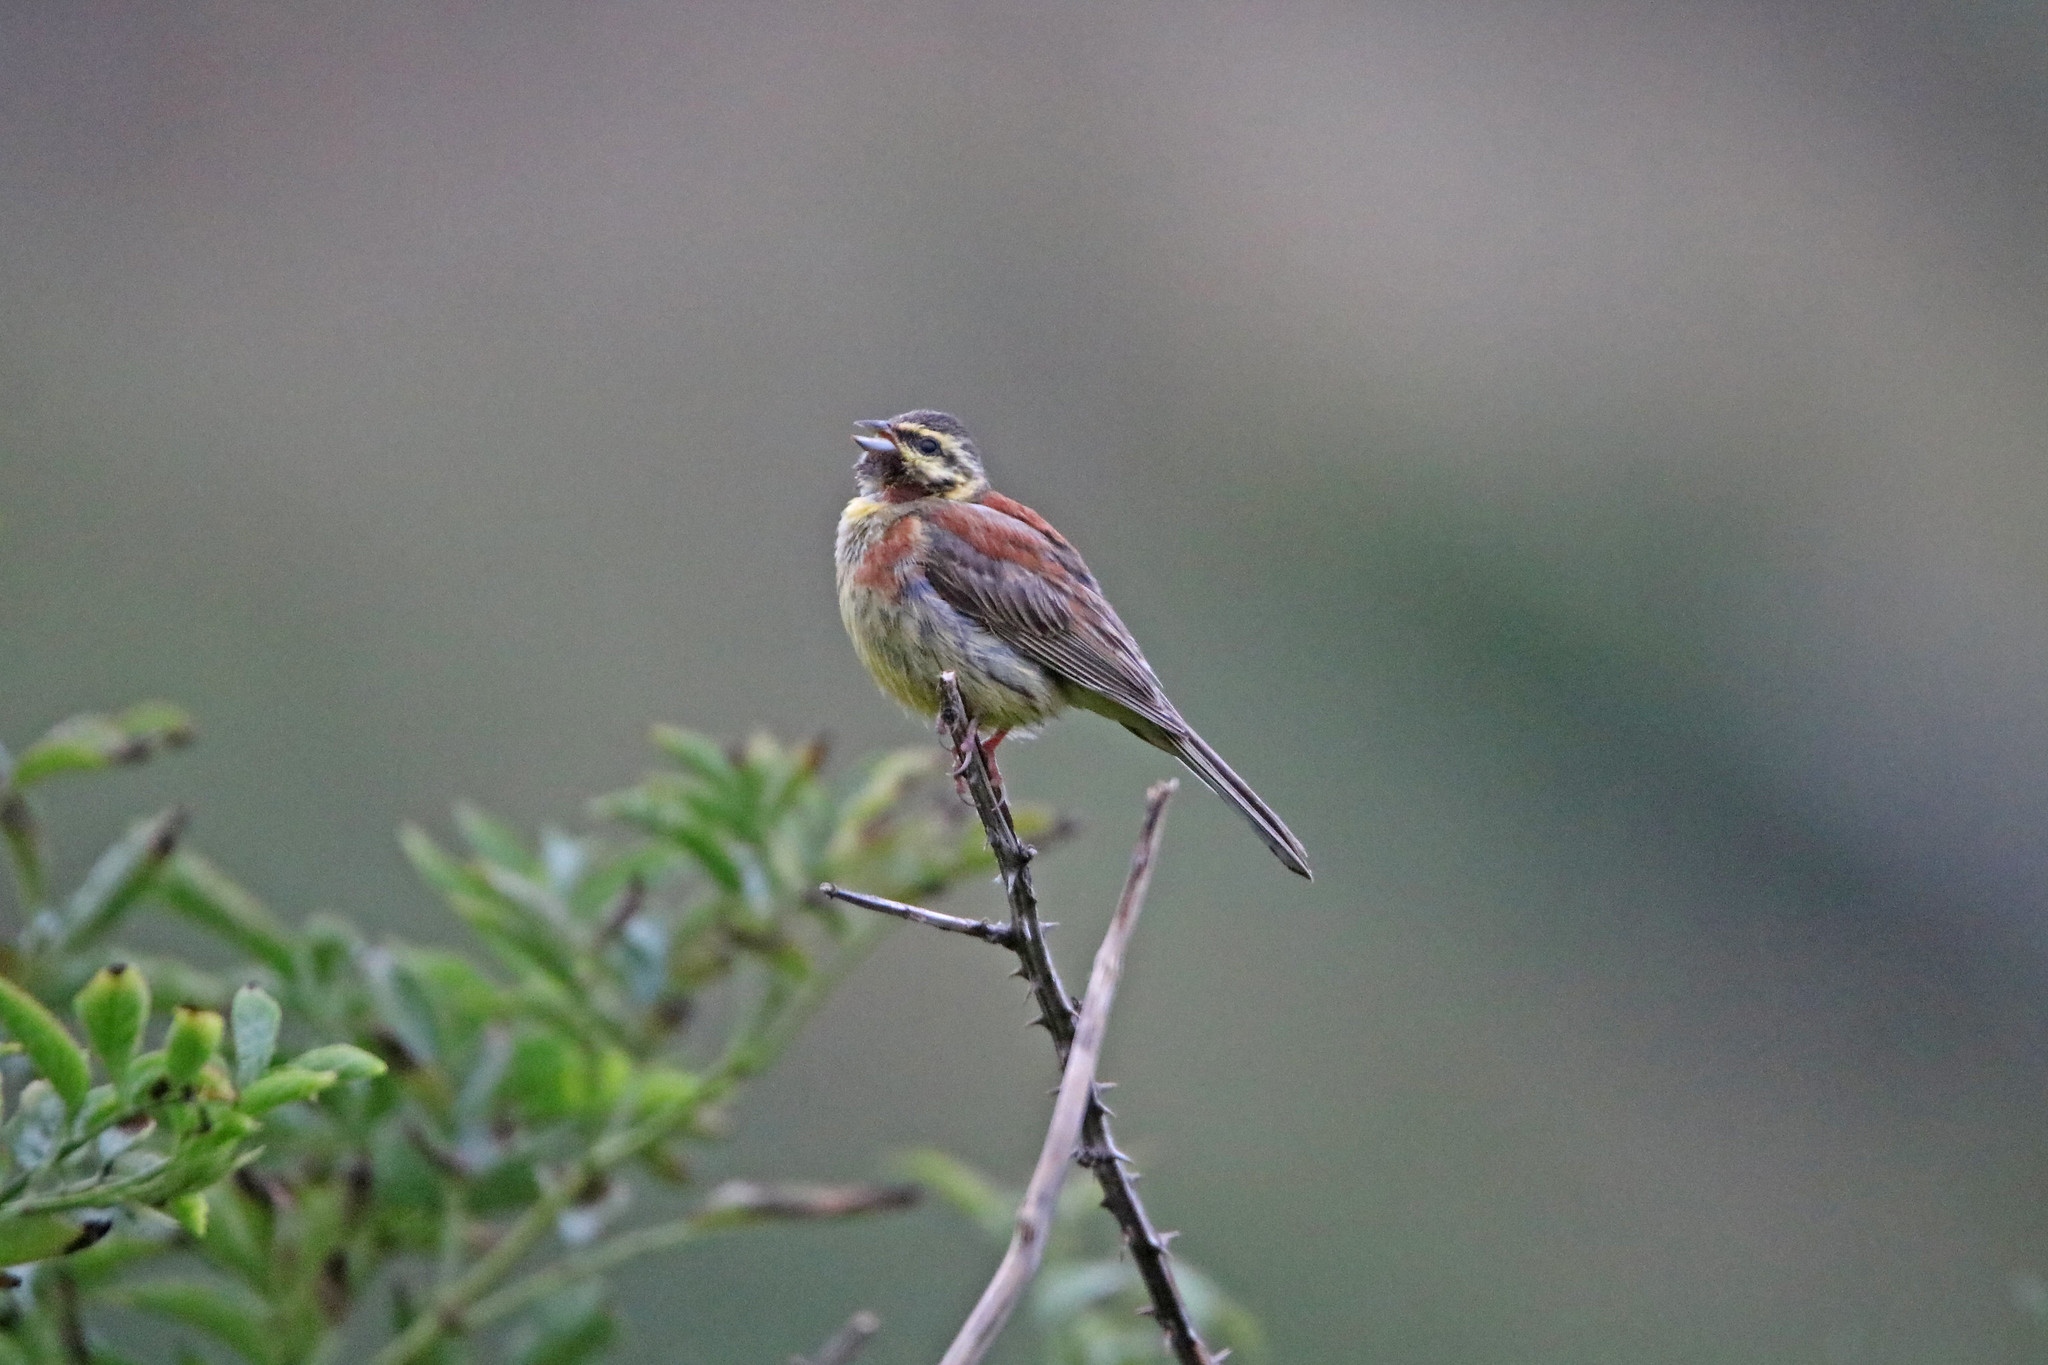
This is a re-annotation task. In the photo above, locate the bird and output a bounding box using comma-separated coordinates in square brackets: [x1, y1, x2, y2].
[834, 409, 1312, 879]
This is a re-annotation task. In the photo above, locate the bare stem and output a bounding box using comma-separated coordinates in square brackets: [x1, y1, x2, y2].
[819, 883, 1015, 947]
[938, 778, 1175, 1365]
[465, 1182, 915, 1334]
[935, 672, 1217, 1365]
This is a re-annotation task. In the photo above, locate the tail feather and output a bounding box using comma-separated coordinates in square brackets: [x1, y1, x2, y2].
[1160, 727, 1313, 879]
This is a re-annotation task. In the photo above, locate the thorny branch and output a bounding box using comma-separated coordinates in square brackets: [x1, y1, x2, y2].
[815, 884, 1015, 948]
[821, 671, 1221, 1365]
[937, 777, 1175, 1365]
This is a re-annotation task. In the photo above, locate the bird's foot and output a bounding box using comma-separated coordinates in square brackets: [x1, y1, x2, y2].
[940, 720, 1010, 806]
[980, 729, 1009, 801]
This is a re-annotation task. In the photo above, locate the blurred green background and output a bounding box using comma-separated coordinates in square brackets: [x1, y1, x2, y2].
[7, 1, 2048, 1359]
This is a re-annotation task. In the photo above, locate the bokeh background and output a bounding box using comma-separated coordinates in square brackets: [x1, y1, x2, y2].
[7, 1, 2048, 1359]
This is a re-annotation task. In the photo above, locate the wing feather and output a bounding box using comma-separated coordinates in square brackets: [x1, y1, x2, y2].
[920, 500, 1185, 734]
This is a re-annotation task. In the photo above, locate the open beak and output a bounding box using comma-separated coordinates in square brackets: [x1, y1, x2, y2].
[852, 419, 896, 454]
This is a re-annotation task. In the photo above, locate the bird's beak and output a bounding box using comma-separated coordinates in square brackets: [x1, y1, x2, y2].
[852, 420, 897, 454]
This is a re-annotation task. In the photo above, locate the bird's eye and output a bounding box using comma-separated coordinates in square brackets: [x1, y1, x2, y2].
[914, 436, 942, 457]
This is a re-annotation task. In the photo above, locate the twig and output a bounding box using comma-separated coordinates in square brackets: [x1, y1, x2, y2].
[819, 883, 1015, 947]
[933, 672, 1219, 1365]
[792, 1309, 882, 1365]
[463, 1182, 914, 1333]
[697, 1179, 920, 1222]
[938, 778, 1175, 1365]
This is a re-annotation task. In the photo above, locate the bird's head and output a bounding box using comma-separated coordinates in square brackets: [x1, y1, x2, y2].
[851, 410, 988, 499]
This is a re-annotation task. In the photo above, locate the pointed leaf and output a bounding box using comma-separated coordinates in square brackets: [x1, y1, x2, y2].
[0, 975, 90, 1111]
[0, 1212, 110, 1266]
[11, 704, 193, 788]
[6, 1081, 67, 1169]
[164, 1006, 225, 1086]
[236, 1065, 336, 1115]
[453, 802, 541, 878]
[153, 853, 296, 977]
[75, 962, 151, 1085]
[650, 725, 736, 786]
[288, 1043, 387, 1082]
[59, 807, 186, 950]
[229, 985, 282, 1090]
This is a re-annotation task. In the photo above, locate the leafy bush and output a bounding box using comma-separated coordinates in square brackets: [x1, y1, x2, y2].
[0, 704, 995, 1364]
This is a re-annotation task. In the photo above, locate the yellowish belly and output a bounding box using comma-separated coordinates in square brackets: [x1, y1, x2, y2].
[835, 508, 1063, 731]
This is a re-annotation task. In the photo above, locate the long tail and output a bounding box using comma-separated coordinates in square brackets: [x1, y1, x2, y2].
[1156, 726, 1313, 879]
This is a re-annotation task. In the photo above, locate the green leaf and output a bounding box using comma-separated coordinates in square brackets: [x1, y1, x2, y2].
[117, 700, 199, 749]
[75, 962, 152, 1085]
[12, 715, 130, 787]
[229, 985, 282, 1090]
[0, 790, 45, 908]
[358, 948, 442, 1065]
[10, 704, 193, 788]
[659, 821, 743, 893]
[398, 823, 484, 900]
[622, 1065, 700, 1127]
[0, 974, 91, 1111]
[0, 1212, 110, 1266]
[236, 1065, 336, 1115]
[164, 1007, 224, 1085]
[398, 948, 503, 1052]
[59, 807, 186, 950]
[650, 724, 736, 786]
[286, 1043, 386, 1081]
[166, 1190, 210, 1239]
[117, 1278, 273, 1365]
[499, 1030, 587, 1122]
[452, 802, 541, 878]
[153, 853, 296, 978]
[298, 912, 362, 992]
[6, 1080, 67, 1169]
[831, 750, 942, 848]
[76, 1083, 126, 1143]
[477, 863, 576, 935]
[441, 890, 577, 991]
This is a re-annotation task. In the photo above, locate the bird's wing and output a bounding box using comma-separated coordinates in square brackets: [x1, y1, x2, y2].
[920, 498, 1184, 734]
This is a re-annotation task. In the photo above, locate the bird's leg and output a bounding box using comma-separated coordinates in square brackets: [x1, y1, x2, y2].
[939, 711, 976, 804]
[979, 729, 1010, 800]
[938, 711, 1010, 805]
